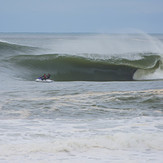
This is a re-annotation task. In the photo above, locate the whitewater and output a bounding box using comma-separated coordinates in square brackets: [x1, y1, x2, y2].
[0, 33, 163, 162]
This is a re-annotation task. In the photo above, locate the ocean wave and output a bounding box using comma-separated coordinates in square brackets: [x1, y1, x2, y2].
[8, 53, 162, 81]
[0, 41, 38, 55]
[1, 33, 163, 81]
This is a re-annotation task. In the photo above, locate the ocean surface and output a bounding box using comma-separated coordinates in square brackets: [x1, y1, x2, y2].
[0, 33, 163, 162]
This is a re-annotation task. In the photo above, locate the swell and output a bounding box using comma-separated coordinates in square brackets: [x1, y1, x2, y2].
[8, 53, 162, 81]
[0, 41, 38, 56]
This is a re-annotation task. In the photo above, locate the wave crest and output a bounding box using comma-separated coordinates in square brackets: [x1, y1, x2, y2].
[0, 41, 38, 55]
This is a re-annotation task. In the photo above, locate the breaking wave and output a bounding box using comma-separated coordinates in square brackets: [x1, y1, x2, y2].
[9, 53, 162, 81]
[0, 35, 163, 81]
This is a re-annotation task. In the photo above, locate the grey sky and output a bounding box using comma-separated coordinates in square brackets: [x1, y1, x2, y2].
[0, 0, 163, 33]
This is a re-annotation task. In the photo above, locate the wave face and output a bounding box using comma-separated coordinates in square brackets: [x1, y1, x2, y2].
[9, 53, 161, 81]
[0, 33, 163, 81]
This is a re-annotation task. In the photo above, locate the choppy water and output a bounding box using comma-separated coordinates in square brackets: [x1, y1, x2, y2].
[0, 33, 163, 162]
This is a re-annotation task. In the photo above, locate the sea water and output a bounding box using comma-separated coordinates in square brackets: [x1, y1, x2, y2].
[0, 33, 163, 162]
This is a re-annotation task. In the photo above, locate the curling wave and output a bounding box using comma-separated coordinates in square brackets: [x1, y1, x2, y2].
[9, 53, 162, 81]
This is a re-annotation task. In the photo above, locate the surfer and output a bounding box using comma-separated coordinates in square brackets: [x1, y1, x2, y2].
[46, 73, 51, 79]
[36, 74, 52, 82]
[40, 73, 51, 80]
[40, 74, 47, 80]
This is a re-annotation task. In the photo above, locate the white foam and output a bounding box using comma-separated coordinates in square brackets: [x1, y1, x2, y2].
[133, 66, 163, 80]
[0, 116, 163, 162]
[0, 132, 163, 162]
